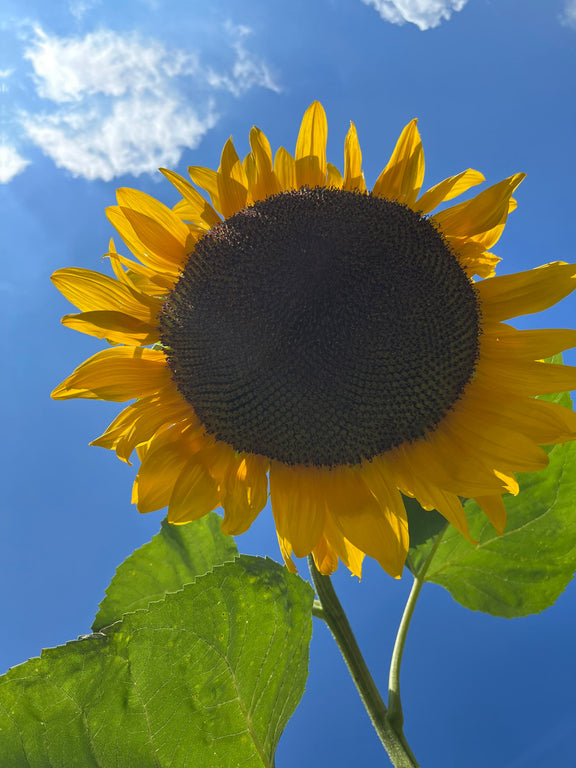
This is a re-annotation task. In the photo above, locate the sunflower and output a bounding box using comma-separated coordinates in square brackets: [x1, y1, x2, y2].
[52, 102, 576, 578]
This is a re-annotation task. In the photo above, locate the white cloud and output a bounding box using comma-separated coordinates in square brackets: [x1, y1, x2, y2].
[361, 0, 468, 30]
[206, 23, 282, 96]
[0, 144, 30, 183]
[19, 25, 279, 181]
[560, 0, 576, 28]
[68, 0, 101, 20]
[23, 96, 217, 181]
[24, 27, 198, 102]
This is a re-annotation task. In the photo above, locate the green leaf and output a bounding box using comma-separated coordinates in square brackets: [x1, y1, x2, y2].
[94, 512, 238, 630]
[0, 557, 313, 768]
[409, 436, 576, 617]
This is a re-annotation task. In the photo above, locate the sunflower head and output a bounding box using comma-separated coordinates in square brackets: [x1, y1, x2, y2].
[52, 101, 576, 579]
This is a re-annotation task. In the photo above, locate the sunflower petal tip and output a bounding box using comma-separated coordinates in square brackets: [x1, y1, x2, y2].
[493, 523, 506, 536]
[305, 100, 326, 117]
[50, 383, 66, 399]
[511, 172, 527, 188]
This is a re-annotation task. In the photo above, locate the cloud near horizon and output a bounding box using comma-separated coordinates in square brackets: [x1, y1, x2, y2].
[361, 0, 468, 30]
[12, 23, 280, 183]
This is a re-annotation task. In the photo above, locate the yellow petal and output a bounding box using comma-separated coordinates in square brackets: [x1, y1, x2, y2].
[432, 173, 525, 239]
[134, 428, 194, 513]
[372, 119, 424, 207]
[274, 147, 297, 191]
[410, 479, 471, 541]
[51, 347, 170, 401]
[343, 122, 366, 192]
[51, 268, 159, 318]
[443, 410, 550, 473]
[326, 163, 343, 189]
[511, 397, 576, 444]
[160, 168, 221, 228]
[295, 101, 328, 188]
[90, 387, 194, 463]
[119, 207, 188, 268]
[269, 463, 326, 559]
[311, 533, 340, 576]
[168, 450, 221, 523]
[398, 431, 517, 497]
[243, 151, 257, 194]
[276, 532, 298, 574]
[416, 169, 485, 214]
[322, 466, 407, 578]
[106, 239, 175, 294]
[447, 237, 501, 279]
[477, 262, 576, 322]
[376, 451, 472, 541]
[320, 512, 364, 578]
[106, 206, 181, 276]
[482, 325, 576, 361]
[356, 460, 410, 574]
[477, 358, 576, 397]
[428, 489, 472, 540]
[221, 454, 269, 535]
[116, 188, 191, 246]
[217, 137, 248, 218]
[473, 495, 507, 535]
[249, 126, 281, 201]
[52, 269, 161, 345]
[463, 195, 518, 252]
[61, 311, 159, 346]
[188, 166, 222, 213]
[463, 392, 576, 447]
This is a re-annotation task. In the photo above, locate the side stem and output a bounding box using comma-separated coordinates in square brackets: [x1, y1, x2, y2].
[387, 530, 447, 731]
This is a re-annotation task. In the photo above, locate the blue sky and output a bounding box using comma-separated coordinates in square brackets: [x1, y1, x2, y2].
[2, 0, 576, 765]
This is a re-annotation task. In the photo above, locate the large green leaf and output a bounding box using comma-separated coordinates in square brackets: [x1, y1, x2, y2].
[94, 513, 238, 630]
[408, 436, 576, 617]
[406, 374, 576, 617]
[0, 557, 313, 768]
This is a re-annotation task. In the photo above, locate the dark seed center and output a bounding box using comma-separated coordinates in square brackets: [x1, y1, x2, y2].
[160, 186, 481, 467]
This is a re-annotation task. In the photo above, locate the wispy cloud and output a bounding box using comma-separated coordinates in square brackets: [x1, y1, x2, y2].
[361, 0, 468, 30]
[206, 22, 282, 97]
[560, 0, 576, 28]
[11, 22, 280, 183]
[68, 0, 101, 21]
[0, 144, 30, 183]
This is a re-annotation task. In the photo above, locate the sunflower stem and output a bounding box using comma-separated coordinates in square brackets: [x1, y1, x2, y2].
[308, 556, 420, 768]
[387, 529, 447, 735]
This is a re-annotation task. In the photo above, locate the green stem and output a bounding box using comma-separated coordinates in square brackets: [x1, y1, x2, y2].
[387, 529, 447, 734]
[308, 556, 420, 768]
